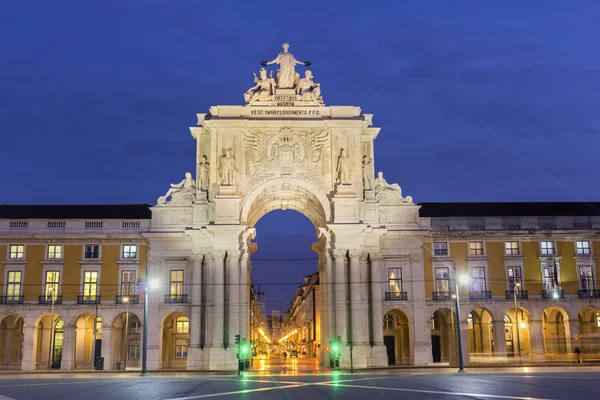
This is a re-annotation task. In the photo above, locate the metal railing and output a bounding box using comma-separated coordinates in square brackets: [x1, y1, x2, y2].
[505, 290, 528, 300]
[39, 295, 62, 304]
[542, 289, 564, 299]
[469, 290, 492, 300]
[116, 295, 140, 304]
[0, 296, 23, 305]
[432, 291, 453, 301]
[578, 289, 600, 299]
[77, 295, 101, 304]
[164, 294, 188, 304]
[384, 292, 408, 301]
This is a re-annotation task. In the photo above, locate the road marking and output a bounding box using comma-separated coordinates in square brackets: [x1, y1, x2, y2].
[329, 383, 556, 400]
[164, 383, 312, 399]
[0, 394, 16, 400]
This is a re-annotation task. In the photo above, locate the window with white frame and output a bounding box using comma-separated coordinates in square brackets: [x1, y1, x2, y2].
[435, 267, 450, 293]
[433, 242, 448, 256]
[579, 266, 595, 292]
[540, 241, 555, 255]
[542, 264, 558, 291]
[6, 271, 22, 300]
[471, 267, 487, 294]
[47, 245, 63, 259]
[505, 241, 520, 255]
[84, 244, 99, 259]
[44, 271, 60, 300]
[507, 266, 522, 290]
[9, 245, 24, 259]
[175, 339, 189, 358]
[129, 317, 141, 334]
[576, 241, 591, 255]
[169, 270, 184, 300]
[121, 270, 136, 296]
[388, 268, 402, 294]
[469, 242, 484, 256]
[83, 271, 98, 300]
[122, 244, 138, 259]
[383, 313, 394, 330]
[176, 316, 189, 333]
[129, 339, 140, 359]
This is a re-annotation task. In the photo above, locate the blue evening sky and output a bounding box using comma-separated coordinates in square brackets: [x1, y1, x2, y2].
[2, 1, 599, 312]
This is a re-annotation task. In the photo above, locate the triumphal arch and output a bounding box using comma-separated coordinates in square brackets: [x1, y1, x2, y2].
[147, 44, 430, 370]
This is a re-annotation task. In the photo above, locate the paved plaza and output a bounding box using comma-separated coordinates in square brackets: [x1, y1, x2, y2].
[0, 366, 598, 400]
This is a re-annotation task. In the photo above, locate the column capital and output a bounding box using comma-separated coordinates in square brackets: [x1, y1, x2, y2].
[333, 249, 347, 259]
[369, 254, 382, 262]
[348, 250, 361, 259]
[210, 251, 227, 261]
[359, 252, 369, 262]
[410, 253, 423, 263]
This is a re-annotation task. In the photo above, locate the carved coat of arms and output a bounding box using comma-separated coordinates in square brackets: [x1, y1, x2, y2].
[243, 127, 329, 191]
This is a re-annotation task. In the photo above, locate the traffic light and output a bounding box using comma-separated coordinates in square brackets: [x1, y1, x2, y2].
[235, 334, 240, 345]
[325, 345, 330, 352]
[337, 336, 342, 344]
[241, 341, 250, 356]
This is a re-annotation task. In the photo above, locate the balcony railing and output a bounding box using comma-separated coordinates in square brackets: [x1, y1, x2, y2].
[77, 295, 101, 304]
[39, 295, 63, 305]
[384, 292, 408, 301]
[0, 296, 23, 305]
[578, 289, 600, 299]
[542, 289, 564, 299]
[505, 290, 528, 300]
[432, 291, 453, 301]
[164, 294, 188, 304]
[116, 295, 139, 304]
[469, 290, 492, 300]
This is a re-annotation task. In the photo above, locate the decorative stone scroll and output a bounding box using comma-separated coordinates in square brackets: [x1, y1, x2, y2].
[374, 172, 414, 205]
[157, 172, 196, 206]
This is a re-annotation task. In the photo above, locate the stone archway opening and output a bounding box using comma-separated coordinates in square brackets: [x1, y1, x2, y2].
[504, 307, 531, 358]
[0, 313, 24, 370]
[242, 179, 330, 371]
[430, 308, 456, 364]
[161, 312, 190, 370]
[577, 306, 600, 360]
[383, 309, 411, 365]
[112, 312, 141, 370]
[542, 306, 569, 358]
[73, 313, 101, 370]
[34, 312, 63, 370]
[467, 307, 495, 363]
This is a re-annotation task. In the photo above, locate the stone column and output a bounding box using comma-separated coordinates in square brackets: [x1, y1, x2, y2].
[145, 257, 161, 370]
[21, 325, 36, 371]
[326, 250, 336, 340]
[529, 319, 545, 362]
[239, 254, 250, 340]
[409, 254, 431, 366]
[567, 318, 578, 356]
[349, 251, 364, 345]
[460, 321, 470, 366]
[102, 326, 113, 370]
[333, 250, 347, 344]
[492, 319, 507, 360]
[211, 252, 225, 348]
[60, 323, 76, 370]
[370, 256, 384, 347]
[227, 251, 241, 347]
[190, 255, 203, 351]
[318, 260, 329, 367]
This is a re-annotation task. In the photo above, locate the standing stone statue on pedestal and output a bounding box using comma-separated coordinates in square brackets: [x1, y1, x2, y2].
[219, 148, 237, 186]
[198, 155, 210, 191]
[261, 43, 311, 89]
[336, 149, 352, 185]
[362, 155, 373, 191]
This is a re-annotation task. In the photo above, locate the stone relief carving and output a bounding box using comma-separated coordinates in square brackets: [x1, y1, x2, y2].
[296, 70, 323, 104]
[198, 155, 210, 190]
[374, 171, 414, 205]
[219, 148, 237, 186]
[244, 68, 276, 104]
[336, 149, 352, 185]
[157, 172, 196, 206]
[243, 127, 329, 191]
[362, 155, 373, 191]
[261, 43, 310, 89]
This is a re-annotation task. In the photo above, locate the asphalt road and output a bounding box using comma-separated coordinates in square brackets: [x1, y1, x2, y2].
[0, 367, 598, 399]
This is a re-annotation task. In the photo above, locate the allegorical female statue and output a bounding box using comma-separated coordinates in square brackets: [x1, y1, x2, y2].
[262, 43, 310, 89]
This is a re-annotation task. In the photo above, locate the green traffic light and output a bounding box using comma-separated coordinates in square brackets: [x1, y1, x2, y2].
[332, 345, 339, 352]
[242, 346, 249, 353]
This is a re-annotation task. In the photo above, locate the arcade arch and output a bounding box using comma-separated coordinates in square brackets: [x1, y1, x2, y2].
[430, 308, 456, 364]
[383, 309, 411, 365]
[162, 312, 190, 369]
[34, 312, 63, 370]
[112, 312, 141, 370]
[577, 306, 600, 357]
[542, 306, 570, 357]
[467, 307, 495, 358]
[73, 313, 101, 370]
[504, 306, 530, 357]
[0, 313, 24, 369]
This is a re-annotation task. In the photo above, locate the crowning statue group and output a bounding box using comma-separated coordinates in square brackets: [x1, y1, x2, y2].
[244, 43, 323, 104]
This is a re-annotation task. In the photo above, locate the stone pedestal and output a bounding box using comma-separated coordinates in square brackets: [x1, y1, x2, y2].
[333, 186, 359, 223]
[21, 326, 36, 371]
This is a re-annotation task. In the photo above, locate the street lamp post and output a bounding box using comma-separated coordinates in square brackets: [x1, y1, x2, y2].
[453, 263, 466, 373]
[513, 282, 522, 362]
[123, 296, 130, 371]
[46, 287, 55, 370]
